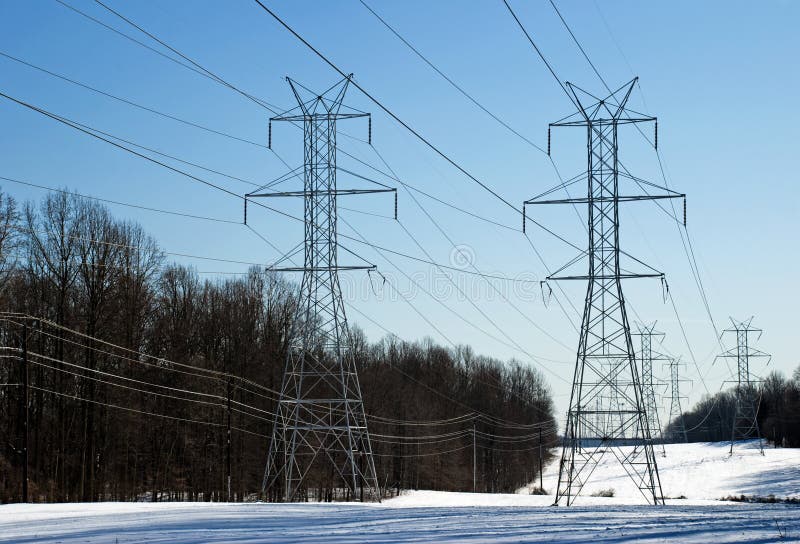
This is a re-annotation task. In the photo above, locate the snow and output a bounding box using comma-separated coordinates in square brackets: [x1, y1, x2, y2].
[2, 500, 797, 543]
[2, 441, 799, 543]
[520, 439, 800, 501]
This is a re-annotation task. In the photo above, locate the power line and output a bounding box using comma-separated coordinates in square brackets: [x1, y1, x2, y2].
[25, 352, 264, 417]
[369, 172, 575, 354]
[367, 145, 582, 343]
[359, 0, 546, 155]
[0, 91, 246, 199]
[3, 314, 558, 433]
[547, 0, 611, 98]
[341, 234, 536, 283]
[247, 208, 560, 430]
[1, 314, 280, 397]
[54, 0, 306, 184]
[561, 6, 732, 450]
[509, 0, 719, 403]
[351, 1, 595, 341]
[1, 4, 576, 438]
[4, 91, 545, 289]
[7, 319, 410, 425]
[9, 376, 547, 455]
[52, 0, 219, 83]
[341, 2, 591, 342]
[368, 413, 476, 427]
[4, 42, 557, 241]
[340, 146, 522, 233]
[57, 0, 365, 179]
[15, 224, 267, 267]
[252, 0, 522, 215]
[13, 9, 578, 253]
[0, 175, 240, 224]
[357, 227, 566, 368]
[341, 216, 571, 372]
[27, 384, 269, 438]
[352, 3, 592, 240]
[92, 0, 279, 113]
[0, 50, 268, 150]
[0, 92, 350, 272]
[371, 444, 472, 458]
[394, 218, 548, 364]
[556, 0, 722, 352]
[501, 0, 575, 108]
[5, 317, 442, 428]
[54, 0, 588, 271]
[343, 299, 564, 424]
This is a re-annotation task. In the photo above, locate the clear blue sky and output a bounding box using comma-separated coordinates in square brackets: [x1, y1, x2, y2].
[1, 0, 797, 422]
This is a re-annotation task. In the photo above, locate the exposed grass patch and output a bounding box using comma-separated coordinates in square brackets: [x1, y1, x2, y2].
[720, 494, 800, 504]
[590, 488, 615, 498]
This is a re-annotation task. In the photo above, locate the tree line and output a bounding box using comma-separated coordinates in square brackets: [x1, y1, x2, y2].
[665, 367, 800, 446]
[0, 190, 556, 503]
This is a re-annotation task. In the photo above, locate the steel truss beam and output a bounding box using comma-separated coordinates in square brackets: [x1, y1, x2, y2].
[717, 318, 770, 455]
[664, 357, 688, 444]
[527, 78, 680, 506]
[633, 324, 667, 455]
[259, 76, 381, 502]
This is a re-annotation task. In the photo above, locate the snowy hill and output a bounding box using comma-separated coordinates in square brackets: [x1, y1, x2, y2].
[517, 439, 800, 502]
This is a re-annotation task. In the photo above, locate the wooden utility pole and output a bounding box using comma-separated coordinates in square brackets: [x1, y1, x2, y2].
[472, 422, 476, 493]
[226, 378, 232, 502]
[21, 322, 29, 503]
[538, 428, 543, 490]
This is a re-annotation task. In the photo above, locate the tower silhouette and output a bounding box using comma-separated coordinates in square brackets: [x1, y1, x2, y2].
[258, 76, 391, 502]
[526, 78, 684, 505]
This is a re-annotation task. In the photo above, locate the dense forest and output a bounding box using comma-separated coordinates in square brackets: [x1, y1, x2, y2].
[0, 190, 557, 503]
[665, 368, 800, 446]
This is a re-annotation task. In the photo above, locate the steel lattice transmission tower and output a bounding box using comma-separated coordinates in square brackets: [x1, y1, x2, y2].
[256, 76, 392, 502]
[664, 357, 688, 443]
[633, 324, 667, 454]
[717, 318, 770, 455]
[526, 78, 685, 506]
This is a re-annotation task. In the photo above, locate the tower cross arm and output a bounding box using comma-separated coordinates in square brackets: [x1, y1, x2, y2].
[265, 265, 376, 273]
[546, 273, 663, 281]
[247, 188, 395, 198]
[271, 112, 369, 122]
[716, 349, 771, 360]
[526, 194, 683, 206]
[550, 116, 656, 128]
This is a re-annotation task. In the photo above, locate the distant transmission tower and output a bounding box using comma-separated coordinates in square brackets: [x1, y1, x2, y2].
[664, 357, 688, 443]
[526, 78, 685, 506]
[633, 324, 667, 455]
[717, 318, 770, 455]
[257, 75, 392, 502]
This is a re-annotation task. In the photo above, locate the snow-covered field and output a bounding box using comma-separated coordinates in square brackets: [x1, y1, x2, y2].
[2, 441, 799, 543]
[521, 439, 800, 501]
[2, 500, 798, 543]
